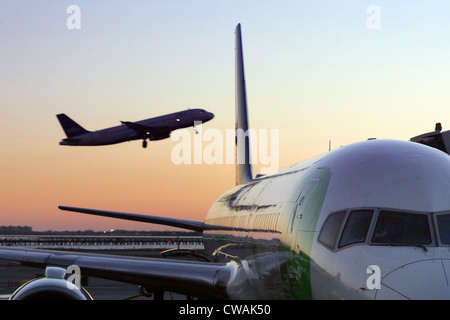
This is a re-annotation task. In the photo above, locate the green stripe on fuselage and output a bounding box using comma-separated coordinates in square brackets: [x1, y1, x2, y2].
[280, 167, 331, 299]
[203, 167, 331, 299]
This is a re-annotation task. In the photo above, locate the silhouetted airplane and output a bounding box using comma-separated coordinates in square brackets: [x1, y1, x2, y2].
[57, 108, 214, 148]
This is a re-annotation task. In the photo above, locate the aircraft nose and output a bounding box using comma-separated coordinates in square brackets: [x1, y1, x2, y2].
[376, 259, 450, 300]
[205, 112, 214, 121]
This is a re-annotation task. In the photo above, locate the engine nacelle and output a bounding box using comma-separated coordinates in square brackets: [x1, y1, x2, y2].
[150, 133, 171, 141]
[9, 267, 92, 300]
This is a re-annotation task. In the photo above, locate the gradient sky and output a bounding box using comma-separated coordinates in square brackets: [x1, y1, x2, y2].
[2, 1, 450, 231]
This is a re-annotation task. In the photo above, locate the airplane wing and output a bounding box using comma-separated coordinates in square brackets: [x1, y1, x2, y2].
[58, 206, 205, 232]
[121, 121, 170, 136]
[0, 247, 232, 299]
[0, 206, 240, 299]
[58, 206, 237, 233]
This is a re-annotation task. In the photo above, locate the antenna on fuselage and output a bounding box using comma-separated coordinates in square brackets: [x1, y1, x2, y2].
[235, 24, 254, 186]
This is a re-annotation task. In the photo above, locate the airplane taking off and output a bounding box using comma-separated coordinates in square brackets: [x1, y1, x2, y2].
[57, 108, 214, 148]
[0, 24, 449, 300]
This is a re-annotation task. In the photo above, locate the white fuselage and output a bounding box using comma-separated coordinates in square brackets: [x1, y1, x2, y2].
[203, 139, 450, 299]
[310, 139, 450, 299]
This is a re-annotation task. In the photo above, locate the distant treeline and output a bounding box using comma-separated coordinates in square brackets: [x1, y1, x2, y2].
[0, 226, 33, 235]
[0, 226, 201, 237]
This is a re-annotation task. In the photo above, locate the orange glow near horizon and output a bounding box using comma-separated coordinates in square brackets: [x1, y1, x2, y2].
[2, 136, 238, 231]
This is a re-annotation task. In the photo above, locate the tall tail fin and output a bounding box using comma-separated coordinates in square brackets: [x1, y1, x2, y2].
[56, 114, 90, 138]
[235, 24, 254, 185]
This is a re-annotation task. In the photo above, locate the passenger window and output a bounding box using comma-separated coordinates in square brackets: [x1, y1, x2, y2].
[372, 211, 432, 245]
[339, 210, 373, 248]
[318, 211, 345, 249]
[436, 214, 450, 244]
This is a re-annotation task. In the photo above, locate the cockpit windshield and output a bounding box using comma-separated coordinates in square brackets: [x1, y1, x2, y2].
[372, 211, 432, 245]
[318, 208, 450, 251]
[436, 214, 450, 244]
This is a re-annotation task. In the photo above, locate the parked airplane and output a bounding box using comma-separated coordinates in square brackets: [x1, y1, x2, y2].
[1, 24, 449, 300]
[57, 108, 214, 148]
[411, 122, 450, 155]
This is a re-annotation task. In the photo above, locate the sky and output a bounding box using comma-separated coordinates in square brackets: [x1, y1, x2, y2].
[1, 1, 450, 231]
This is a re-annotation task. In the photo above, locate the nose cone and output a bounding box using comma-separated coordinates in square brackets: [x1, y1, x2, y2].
[204, 111, 214, 122]
[376, 259, 450, 299]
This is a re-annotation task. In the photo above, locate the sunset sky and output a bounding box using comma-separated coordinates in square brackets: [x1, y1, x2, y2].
[2, 1, 450, 231]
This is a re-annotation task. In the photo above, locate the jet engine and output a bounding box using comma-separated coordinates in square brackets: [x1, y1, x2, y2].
[149, 132, 171, 141]
[9, 266, 92, 300]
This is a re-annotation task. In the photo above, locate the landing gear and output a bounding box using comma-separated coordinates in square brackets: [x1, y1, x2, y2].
[139, 285, 153, 298]
[142, 139, 148, 148]
[138, 286, 165, 300]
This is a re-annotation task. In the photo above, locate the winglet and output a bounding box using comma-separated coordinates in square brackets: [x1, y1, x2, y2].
[235, 24, 254, 185]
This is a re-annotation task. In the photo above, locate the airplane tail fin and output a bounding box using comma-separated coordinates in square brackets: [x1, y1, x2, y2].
[56, 114, 90, 138]
[235, 24, 254, 185]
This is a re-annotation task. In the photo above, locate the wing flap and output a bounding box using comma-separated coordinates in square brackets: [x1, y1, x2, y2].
[0, 247, 231, 299]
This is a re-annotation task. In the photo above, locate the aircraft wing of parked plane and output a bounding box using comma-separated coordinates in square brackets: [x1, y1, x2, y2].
[0, 246, 232, 300]
[57, 108, 214, 149]
[0, 203, 248, 299]
[58, 206, 206, 232]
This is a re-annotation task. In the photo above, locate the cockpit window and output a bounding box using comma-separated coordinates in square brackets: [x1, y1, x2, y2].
[339, 210, 373, 248]
[318, 211, 345, 249]
[436, 214, 450, 244]
[372, 211, 432, 245]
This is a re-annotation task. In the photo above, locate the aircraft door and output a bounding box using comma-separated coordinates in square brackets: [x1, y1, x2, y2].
[290, 178, 319, 235]
[285, 168, 331, 299]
